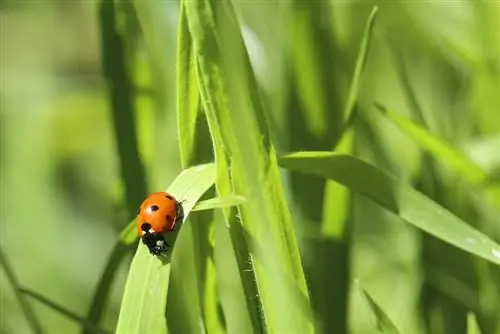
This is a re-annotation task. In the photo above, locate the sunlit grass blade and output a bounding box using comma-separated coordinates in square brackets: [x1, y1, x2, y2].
[373, 103, 489, 185]
[280, 152, 500, 265]
[0, 248, 43, 334]
[192, 195, 246, 211]
[165, 3, 221, 331]
[184, 0, 314, 332]
[19, 288, 108, 334]
[115, 163, 216, 334]
[356, 282, 401, 334]
[467, 312, 482, 334]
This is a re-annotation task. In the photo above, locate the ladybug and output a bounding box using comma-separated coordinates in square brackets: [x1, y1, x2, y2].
[137, 192, 183, 255]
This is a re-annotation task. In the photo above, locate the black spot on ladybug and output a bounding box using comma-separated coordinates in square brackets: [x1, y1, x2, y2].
[165, 195, 174, 200]
[166, 215, 172, 222]
[141, 222, 152, 232]
[150, 205, 159, 212]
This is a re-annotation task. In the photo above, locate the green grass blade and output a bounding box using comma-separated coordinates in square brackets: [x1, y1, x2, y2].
[467, 312, 482, 334]
[168, 3, 222, 332]
[192, 195, 246, 211]
[184, 0, 314, 332]
[177, 0, 203, 168]
[374, 103, 489, 185]
[341, 6, 378, 127]
[0, 248, 43, 334]
[280, 152, 500, 265]
[357, 283, 401, 334]
[115, 163, 216, 334]
[19, 288, 108, 334]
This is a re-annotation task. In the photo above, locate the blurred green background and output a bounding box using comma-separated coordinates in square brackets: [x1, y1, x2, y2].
[1, 1, 499, 333]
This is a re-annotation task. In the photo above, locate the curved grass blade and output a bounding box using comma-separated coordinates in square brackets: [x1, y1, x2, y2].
[373, 103, 489, 185]
[195, 64, 264, 333]
[280, 152, 500, 266]
[0, 248, 43, 334]
[192, 195, 246, 212]
[19, 288, 108, 334]
[115, 163, 216, 334]
[356, 282, 400, 334]
[184, 0, 314, 331]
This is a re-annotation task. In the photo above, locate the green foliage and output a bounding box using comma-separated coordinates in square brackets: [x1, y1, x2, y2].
[1, 0, 499, 334]
[280, 152, 500, 266]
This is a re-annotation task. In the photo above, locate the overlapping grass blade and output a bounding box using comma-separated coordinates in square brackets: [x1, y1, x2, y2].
[316, 9, 377, 332]
[374, 103, 489, 185]
[184, 0, 313, 332]
[357, 283, 401, 334]
[115, 163, 216, 334]
[196, 63, 262, 333]
[0, 248, 43, 334]
[191, 195, 246, 211]
[280, 152, 500, 265]
[20, 288, 108, 334]
[167, 3, 221, 331]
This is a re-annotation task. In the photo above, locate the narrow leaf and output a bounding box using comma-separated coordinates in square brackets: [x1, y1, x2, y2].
[280, 152, 500, 265]
[467, 312, 482, 334]
[341, 6, 378, 126]
[184, 0, 314, 332]
[192, 195, 246, 211]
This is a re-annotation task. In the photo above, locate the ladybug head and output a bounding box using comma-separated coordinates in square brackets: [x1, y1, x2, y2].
[140, 224, 169, 255]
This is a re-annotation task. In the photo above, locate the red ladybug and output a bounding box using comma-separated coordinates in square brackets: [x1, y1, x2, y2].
[137, 192, 183, 255]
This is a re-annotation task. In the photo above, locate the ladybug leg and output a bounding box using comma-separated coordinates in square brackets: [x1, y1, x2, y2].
[170, 200, 185, 232]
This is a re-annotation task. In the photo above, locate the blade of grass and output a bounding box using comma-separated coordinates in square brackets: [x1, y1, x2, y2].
[115, 163, 216, 334]
[373, 103, 489, 185]
[315, 9, 376, 332]
[467, 312, 482, 334]
[191, 195, 246, 211]
[280, 152, 500, 266]
[196, 60, 263, 333]
[184, 0, 314, 332]
[166, 3, 221, 332]
[356, 282, 401, 334]
[0, 247, 43, 334]
[340, 6, 378, 128]
[19, 288, 108, 334]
